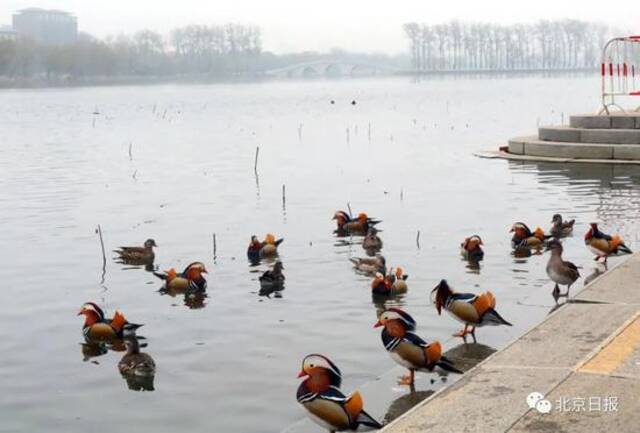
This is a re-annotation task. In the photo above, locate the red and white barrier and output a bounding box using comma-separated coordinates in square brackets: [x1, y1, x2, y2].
[601, 36, 640, 114]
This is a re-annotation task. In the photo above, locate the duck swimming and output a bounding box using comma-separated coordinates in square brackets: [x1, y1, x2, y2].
[297, 354, 382, 432]
[431, 280, 512, 343]
[349, 255, 386, 276]
[153, 261, 208, 291]
[460, 235, 484, 261]
[362, 228, 383, 251]
[550, 214, 575, 238]
[247, 234, 284, 260]
[114, 238, 157, 264]
[585, 223, 632, 264]
[546, 240, 580, 303]
[510, 223, 549, 249]
[77, 302, 143, 342]
[333, 211, 381, 234]
[118, 336, 156, 378]
[259, 261, 285, 291]
[375, 308, 462, 387]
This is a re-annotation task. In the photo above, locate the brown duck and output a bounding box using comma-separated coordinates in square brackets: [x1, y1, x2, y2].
[550, 214, 575, 238]
[546, 240, 580, 302]
[114, 239, 157, 263]
[118, 336, 156, 378]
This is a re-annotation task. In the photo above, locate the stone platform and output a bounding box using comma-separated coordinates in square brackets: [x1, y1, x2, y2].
[503, 113, 640, 162]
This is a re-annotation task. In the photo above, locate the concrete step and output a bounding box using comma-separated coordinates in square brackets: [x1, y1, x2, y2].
[570, 113, 640, 129]
[508, 136, 640, 160]
[539, 126, 640, 144]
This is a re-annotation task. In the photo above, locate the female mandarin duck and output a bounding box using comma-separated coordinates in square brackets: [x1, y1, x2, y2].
[118, 336, 156, 378]
[431, 280, 511, 343]
[460, 235, 484, 261]
[510, 223, 550, 248]
[297, 354, 382, 432]
[585, 223, 632, 263]
[362, 228, 383, 251]
[550, 214, 575, 238]
[247, 234, 284, 260]
[114, 238, 157, 263]
[374, 308, 462, 387]
[546, 240, 580, 302]
[333, 211, 381, 234]
[259, 261, 285, 290]
[153, 261, 208, 291]
[77, 302, 143, 341]
[349, 255, 386, 276]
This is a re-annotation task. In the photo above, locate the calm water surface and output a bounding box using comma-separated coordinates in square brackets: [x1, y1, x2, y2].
[0, 76, 639, 433]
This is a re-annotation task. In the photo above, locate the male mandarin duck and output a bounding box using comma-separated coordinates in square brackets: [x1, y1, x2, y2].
[153, 261, 208, 291]
[247, 234, 284, 260]
[431, 280, 511, 343]
[585, 223, 632, 264]
[550, 214, 575, 238]
[333, 211, 381, 234]
[114, 238, 157, 263]
[390, 267, 409, 292]
[349, 255, 386, 276]
[362, 228, 383, 251]
[546, 240, 580, 303]
[118, 336, 156, 378]
[371, 272, 393, 296]
[374, 308, 462, 387]
[259, 261, 285, 289]
[297, 354, 382, 432]
[77, 302, 142, 341]
[460, 235, 484, 261]
[510, 222, 550, 248]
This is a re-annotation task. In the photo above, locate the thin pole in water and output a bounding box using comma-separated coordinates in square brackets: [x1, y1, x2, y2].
[347, 202, 353, 218]
[282, 184, 286, 210]
[129, 142, 133, 161]
[254, 146, 260, 174]
[213, 233, 217, 262]
[416, 230, 421, 249]
[96, 224, 107, 283]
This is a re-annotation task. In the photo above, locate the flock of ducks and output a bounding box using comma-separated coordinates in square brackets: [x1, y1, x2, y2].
[77, 209, 632, 430]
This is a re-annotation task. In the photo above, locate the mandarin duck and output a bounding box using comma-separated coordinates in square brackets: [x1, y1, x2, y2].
[460, 235, 484, 261]
[390, 267, 409, 292]
[550, 214, 575, 238]
[78, 302, 143, 342]
[333, 211, 381, 234]
[546, 240, 580, 303]
[585, 223, 632, 264]
[247, 234, 284, 260]
[153, 261, 208, 291]
[118, 336, 156, 378]
[431, 280, 511, 343]
[259, 261, 285, 290]
[114, 238, 157, 263]
[375, 308, 462, 387]
[510, 223, 550, 248]
[362, 228, 383, 251]
[297, 354, 382, 432]
[371, 272, 393, 296]
[349, 255, 386, 276]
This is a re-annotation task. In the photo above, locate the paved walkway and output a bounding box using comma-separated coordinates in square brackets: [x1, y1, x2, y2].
[382, 254, 640, 433]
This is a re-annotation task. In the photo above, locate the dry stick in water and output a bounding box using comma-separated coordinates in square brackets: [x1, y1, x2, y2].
[347, 202, 353, 218]
[213, 233, 217, 262]
[96, 224, 107, 283]
[416, 230, 421, 249]
[128, 142, 133, 161]
[282, 184, 286, 209]
[254, 146, 260, 174]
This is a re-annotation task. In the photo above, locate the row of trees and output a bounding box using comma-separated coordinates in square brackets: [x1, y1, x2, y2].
[0, 23, 263, 81]
[403, 20, 613, 72]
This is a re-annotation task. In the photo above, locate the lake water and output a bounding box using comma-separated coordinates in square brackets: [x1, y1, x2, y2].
[0, 75, 638, 433]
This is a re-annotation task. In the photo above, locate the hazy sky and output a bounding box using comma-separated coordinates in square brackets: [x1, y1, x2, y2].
[2, 0, 637, 54]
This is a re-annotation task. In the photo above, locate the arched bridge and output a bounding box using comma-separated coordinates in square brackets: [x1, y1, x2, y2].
[263, 61, 398, 78]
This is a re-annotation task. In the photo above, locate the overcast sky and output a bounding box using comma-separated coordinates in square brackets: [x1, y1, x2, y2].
[2, 0, 637, 54]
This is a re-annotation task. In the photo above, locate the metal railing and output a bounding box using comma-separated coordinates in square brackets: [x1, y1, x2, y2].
[600, 36, 640, 114]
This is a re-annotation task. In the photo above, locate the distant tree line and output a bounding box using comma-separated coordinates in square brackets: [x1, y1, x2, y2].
[403, 20, 613, 72]
[0, 23, 263, 82]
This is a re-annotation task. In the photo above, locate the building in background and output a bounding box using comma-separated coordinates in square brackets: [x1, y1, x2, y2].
[12, 8, 77, 45]
[0, 25, 17, 41]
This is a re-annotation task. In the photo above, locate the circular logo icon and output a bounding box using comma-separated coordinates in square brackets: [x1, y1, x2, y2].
[536, 399, 552, 414]
[526, 392, 544, 409]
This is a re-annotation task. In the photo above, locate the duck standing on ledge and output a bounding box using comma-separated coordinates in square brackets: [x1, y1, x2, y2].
[585, 223, 632, 264]
[77, 302, 143, 341]
[114, 238, 157, 264]
[297, 354, 382, 432]
[546, 240, 580, 303]
[550, 214, 575, 238]
[153, 261, 208, 291]
[374, 308, 462, 387]
[460, 235, 484, 261]
[431, 280, 512, 343]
